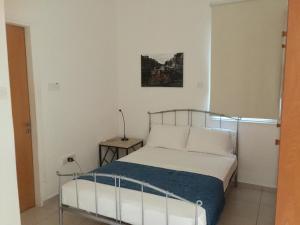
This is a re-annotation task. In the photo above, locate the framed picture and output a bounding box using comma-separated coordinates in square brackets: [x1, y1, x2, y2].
[141, 52, 183, 87]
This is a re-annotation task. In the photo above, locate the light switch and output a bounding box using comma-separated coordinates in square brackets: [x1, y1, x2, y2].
[48, 82, 61, 91]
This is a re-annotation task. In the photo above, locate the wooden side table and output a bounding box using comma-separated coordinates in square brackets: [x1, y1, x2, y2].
[99, 137, 143, 166]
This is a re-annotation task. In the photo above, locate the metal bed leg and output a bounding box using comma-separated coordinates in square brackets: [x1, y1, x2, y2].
[165, 194, 169, 225]
[234, 172, 238, 187]
[195, 200, 202, 225]
[235, 119, 240, 188]
[94, 173, 99, 217]
[118, 177, 122, 223]
[114, 176, 118, 222]
[195, 203, 198, 225]
[75, 173, 79, 208]
[59, 206, 64, 225]
[141, 185, 144, 225]
[58, 175, 64, 225]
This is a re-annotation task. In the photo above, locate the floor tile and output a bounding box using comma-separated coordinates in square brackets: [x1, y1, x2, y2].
[257, 204, 276, 225]
[21, 206, 57, 225]
[79, 217, 106, 225]
[261, 190, 276, 207]
[218, 215, 257, 225]
[222, 200, 259, 222]
[38, 211, 84, 225]
[226, 186, 262, 204]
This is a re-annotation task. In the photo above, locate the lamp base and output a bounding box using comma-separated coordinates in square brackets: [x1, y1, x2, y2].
[121, 137, 129, 141]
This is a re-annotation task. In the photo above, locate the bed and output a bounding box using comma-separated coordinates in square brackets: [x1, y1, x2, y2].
[57, 109, 240, 225]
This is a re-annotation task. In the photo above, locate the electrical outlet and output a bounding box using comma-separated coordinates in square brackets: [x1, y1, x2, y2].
[62, 153, 76, 165]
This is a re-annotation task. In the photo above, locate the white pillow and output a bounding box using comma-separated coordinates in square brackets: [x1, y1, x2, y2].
[146, 125, 190, 150]
[186, 127, 234, 156]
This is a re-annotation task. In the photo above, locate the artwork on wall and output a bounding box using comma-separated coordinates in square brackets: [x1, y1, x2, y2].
[141, 52, 184, 87]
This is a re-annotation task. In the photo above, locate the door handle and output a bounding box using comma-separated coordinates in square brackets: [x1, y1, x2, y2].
[25, 122, 31, 134]
[26, 128, 31, 135]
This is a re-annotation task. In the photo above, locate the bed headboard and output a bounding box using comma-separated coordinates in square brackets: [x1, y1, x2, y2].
[147, 109, 240, 156]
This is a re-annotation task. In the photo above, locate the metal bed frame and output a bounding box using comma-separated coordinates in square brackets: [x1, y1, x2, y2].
[148, 109, 240, 186]
[57, 109, 240, 225]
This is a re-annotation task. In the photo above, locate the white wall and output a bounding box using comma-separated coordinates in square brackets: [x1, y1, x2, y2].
[0, 0, 21, 224]
[238, 122, 279, 188]
[5, 0, 118, 201]
[116, 0, 212, 138]
[115, 0, 280, 188]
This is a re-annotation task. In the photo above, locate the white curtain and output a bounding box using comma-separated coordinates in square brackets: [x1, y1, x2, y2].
[210, 0, 287, 119]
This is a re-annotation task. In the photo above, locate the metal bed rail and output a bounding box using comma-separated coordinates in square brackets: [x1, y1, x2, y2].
[57, 171, 203, 225]
[148, 109, 239, 132]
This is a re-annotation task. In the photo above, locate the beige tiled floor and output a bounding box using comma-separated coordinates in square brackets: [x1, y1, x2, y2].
[21, 185, 276, 225]
[218, 185, 276, 225]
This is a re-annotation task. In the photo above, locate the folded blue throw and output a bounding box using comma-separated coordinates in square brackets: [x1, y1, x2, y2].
[79, 161, 224, 225]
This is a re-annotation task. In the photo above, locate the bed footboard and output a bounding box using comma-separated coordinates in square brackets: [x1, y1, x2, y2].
[57, 171, 203, 225]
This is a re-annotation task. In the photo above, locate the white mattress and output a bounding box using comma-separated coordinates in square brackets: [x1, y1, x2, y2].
[62, 146, 237, 225]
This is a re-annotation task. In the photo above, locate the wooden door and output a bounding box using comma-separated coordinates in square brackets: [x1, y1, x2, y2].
[6, 24, 35, 212]
[275, 0, 300, 224]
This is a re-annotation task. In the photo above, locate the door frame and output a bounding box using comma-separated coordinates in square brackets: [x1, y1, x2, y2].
[6, 21, 43, 207]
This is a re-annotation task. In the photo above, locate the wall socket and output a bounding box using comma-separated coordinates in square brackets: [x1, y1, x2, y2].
[62, 153, 76, 166]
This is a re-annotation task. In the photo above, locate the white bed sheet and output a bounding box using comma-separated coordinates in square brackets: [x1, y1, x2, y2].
[62, 146, 237, 225]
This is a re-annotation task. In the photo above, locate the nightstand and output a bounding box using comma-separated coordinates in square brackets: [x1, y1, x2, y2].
[99, 137, 143, 166]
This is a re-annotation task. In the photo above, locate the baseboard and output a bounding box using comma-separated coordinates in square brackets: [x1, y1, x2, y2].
[42, 192, 59, 205]
[236, 182, 277, 192]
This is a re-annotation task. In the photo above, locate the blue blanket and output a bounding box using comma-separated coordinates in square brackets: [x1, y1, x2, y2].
[79, 161, 224, 225]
